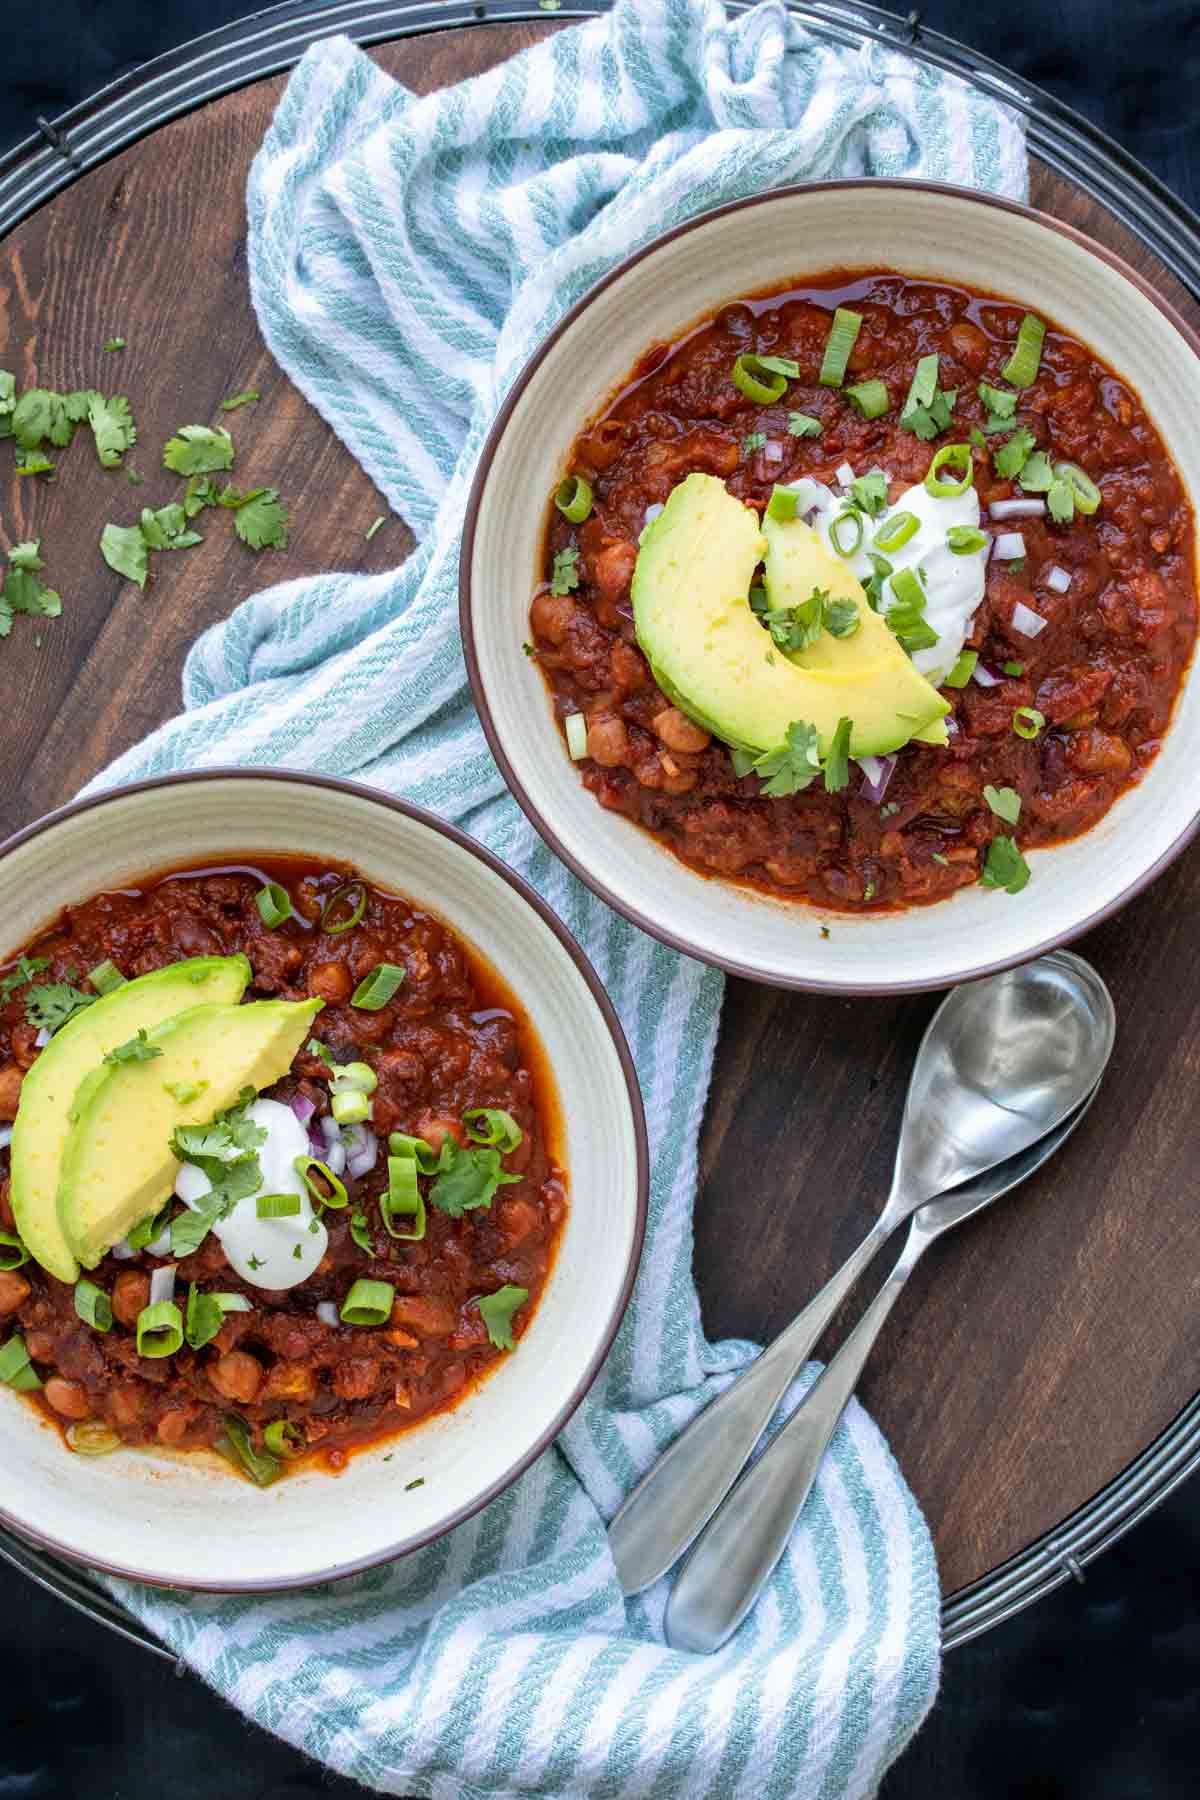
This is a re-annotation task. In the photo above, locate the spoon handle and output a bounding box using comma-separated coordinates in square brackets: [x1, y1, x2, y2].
[608, 1218, 891, 1596]
[663, 1223, 928, 1654]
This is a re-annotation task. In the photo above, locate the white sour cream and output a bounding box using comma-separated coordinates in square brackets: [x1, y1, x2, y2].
[783, 469, 988, 683]
[173, 1097, 328, 1290]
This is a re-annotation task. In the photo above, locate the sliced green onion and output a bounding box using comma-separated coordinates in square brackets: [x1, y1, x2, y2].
[382, 1154, 427, 1241]
[946, 525, 988, 555]
[1002, 660, 1025, 677]
[1053, 462, 1102, 515]
[293, 1155, 349, 1211]
[767, 485, 799, 522]
[829, 509, 864, 558]
[256, 1192, 302, 1219]
[341, 1278, 394, 1327]
[904, 353, 939, 414]
[0, 1230, 30, 1272]
[388, 1132, 443, 1176]
[320, 880, 367, 935]
[255, 882, 292, 929]
[553, 474, 593, 524]
[1002, 313, 1046, 388]
[564, 712, 588, 760]
[74, 1278, 113, 1332]
[924, 443, 974, 497]
[136, 1300, 184, 1359]
[331, 1060, 377, 1095]
[731, 352, 799, 405]
[844, 379, 889, 420]
[944, 650, 978, 688]
[1012, 706, 1046, 740]
[351, 963, 405, 1011]
[1017, 450, 1054, 493]
[787, 412, 822, 438]
[873, 510, 919, 553]
[818, 308, 863, 388]
[0, 1334, 41, 1390]
[463, 1108, 524, 1153]
[888, 567, 925, 611]
[264, 1419, 304, 1459]
[87, 960, 126, 996]
[331, 1087, 371, 1126]
[219, 1412, 281, 1486]
[66, 1421, 121, 1456]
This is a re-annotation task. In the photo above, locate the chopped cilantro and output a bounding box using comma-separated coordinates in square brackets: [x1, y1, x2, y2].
[248, 1254, 265, 1272]
[86, 394, 137, 467]
[819, 925, 830, 939]
[977, 381, 1018, 432]
[822, 717, 853, 794]
[1002, 661, 1024, 676]
[849, 470, 889, 517]
[184, 474, 220, 517]
[428, 1142, 522, 1218]
[740, 719, 823, 797]
[405, 1477, 425, 1491]
[232, 488, 289, 551]
[162, 424, 235, 476]
[15, 452, 53, 477]
[759, 587, 859, 654]
[365, 515, 386, 541]
[1017, 450, 1054, 493]
[349, 1208, 373, 1253]
[993, 427, 1037, 482]
[125, 464, 144, 486]
[221, 390, 260, 411]
[170, 1089, 267, 1256]
[1047, 479, 1075, 525]
[102, 337, 126, 353]
[25, 980, 95, 1035]
[100, 521, 149, 589]
[743, 432, 767, 456]
[1008, 557, 1026, 573]
[522, 641, 537, 659]
[12, 389, 71, 450]
[969, 426, 987, 450]
[980, 834, 1031, 894]
[477, 1284, 529, 1351]
[932, 853, 949, 866]
[0, 955, 50, 1001]
[9, 541, 43, 572]
[2, 565, 61, 620]
[549, 546, 580, 596]
[787, 412, 822, 438]
[140, 503, 203, 551]
[901, 385, 957, 442]
[863, 880, 877, 901]
[307, 1037, 336, 1070]
[983, 784, 1022, 825]
[103, 1028, 162, 1065]
[879, 801, 900, 818]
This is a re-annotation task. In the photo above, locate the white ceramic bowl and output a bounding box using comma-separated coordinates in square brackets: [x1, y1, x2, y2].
[462, 181, 1200, 993]
[0, 771, 647, 1589]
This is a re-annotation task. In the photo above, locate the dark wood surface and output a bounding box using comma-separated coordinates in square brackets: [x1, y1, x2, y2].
[1, 20, 1198, 1601]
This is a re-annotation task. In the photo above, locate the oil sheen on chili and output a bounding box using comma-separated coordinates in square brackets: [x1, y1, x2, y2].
[529, 270, 1197, 909]
[0, 861, 565, 1480]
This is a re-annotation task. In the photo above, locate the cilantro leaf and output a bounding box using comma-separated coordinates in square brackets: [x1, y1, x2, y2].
[139, 503, 202, 551]
[759, 587, 859, 655]
[87, 394, 137, 467]
[233, 488, 289, 551]
[429, 1143, 521, 1218]
[170, 1091, 268, 1255]
[977, 381, 1017, 427]
[162, 424, 234, 476]
[823, 717, 853, 793]
[349, 1208, 374, 1254]
[11, 389, 71, 451]
[25, 981, 95, 1035]
[15, 452, 53, 477]
[1047, 478, 1075, 525]
[824, 597, 860, 639]
[787, 412, 822, 438]
[102, 338, 126, 353]
[8, 540, 43, 572]
[901, 387, 957, 441]
[549, 546, 580, 596]
[749, 719, 823, 798]
[983, 784, 1022, 826]
[743, 431, 767, 456]
[0, 373, 14, 419]
[100, 522, 149, 589]
[221, 389, 260, 411]
[980, 834, 1031, 894]
[65, 389, 100, 424]
[307, 1037, 336, 1070]
[993, 427, 1037, 482]
[171, 1196, 224, 1260]
[849, 471, 889, 517]
[477, 1284, 529, 1351]
[1017, 450, 1053, 493]
[0, 955, 50, 1002]
[103, 1029, 163, 1066]
[2, 567, 60, 618]
[184, 1283, 224, 1351]
[183, 474, 220, 517]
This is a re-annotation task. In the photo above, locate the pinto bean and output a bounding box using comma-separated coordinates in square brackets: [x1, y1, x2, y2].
[112, 1271, 151, 1329]
[44, 1378, 91, 1421]
[945, 319, 989, 372]
[208, 1350, 264, 1404]
[307, 960, 353, 1003]
[586, 717, 629, 767]
[652, 707, 711, 753]
[590, 541, 637, 607]
[156, 1407, 197, 1446]
[0, 1064, 23, 1121]
[530, 589, 580, 646]
[107, 1385, 145, 1428]
[0, 1269, 31, 1314]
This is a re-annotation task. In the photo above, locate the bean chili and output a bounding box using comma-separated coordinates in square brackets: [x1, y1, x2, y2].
[530, 270, 1197, 909]
[0, 860, 566, 1477]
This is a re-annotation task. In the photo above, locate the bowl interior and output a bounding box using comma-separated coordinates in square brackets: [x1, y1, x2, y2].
[466, 183, 1200, 991]
[0, 774, 643, 1588]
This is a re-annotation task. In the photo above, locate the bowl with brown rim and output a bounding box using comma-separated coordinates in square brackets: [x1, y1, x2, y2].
[461, 181, 1200, 992]
[0, 770, 647, 1589]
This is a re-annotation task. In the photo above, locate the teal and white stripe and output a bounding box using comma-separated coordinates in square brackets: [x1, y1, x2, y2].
[86, 3, 1024, 1792]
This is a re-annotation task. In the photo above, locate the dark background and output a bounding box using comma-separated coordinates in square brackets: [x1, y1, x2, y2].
[2, 4, 1199, 1796]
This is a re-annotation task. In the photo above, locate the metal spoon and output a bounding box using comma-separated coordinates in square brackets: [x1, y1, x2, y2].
[609, 951, 1115, 1597]
[665, 1078, 1104, 1653]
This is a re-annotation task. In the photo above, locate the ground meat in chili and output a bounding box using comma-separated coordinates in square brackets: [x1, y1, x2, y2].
[530, 269, 1197, 909]
[0, 860, 566, 1477]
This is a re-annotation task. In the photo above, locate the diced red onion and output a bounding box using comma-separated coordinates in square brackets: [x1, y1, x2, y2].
[317, 1301, 339, 1328]
[858, 753, 897, 805]
[643, 503, 663, 527]
[319, 1114, 347, 1177]
[147, 1225, 173, 1258]
[946, 716, 959, 735]
[762, 440, 785, 464]
[991, 531, 1026, 562]
[344, 1125, 379, 1180]
[836, 461, 856, 488]
[1045, 564, 1071, 594]
[1011, 600, 1049, 638]
[110, 1239, 137, 1261]
[33, 1028, 50, 1049]
[989, 498, 1046, 520]
[973, 663, 1002, 687]
[0, 1125, 11, 1151]
[149, 1264, 176, 1305]
[290, 1094, 315, 1128]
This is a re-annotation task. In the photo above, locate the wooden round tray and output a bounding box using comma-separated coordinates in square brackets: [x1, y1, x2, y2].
[2, 2, 1200, 1658]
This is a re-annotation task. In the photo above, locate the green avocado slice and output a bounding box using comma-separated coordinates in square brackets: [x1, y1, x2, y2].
[58, 994, 323, 1271]
[10, 954, 252, 1282]
[631, 472, 948, 757]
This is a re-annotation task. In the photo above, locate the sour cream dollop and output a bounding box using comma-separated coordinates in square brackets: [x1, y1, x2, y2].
[173, 1097, 327, 1290]
[782, 468, 988, 682]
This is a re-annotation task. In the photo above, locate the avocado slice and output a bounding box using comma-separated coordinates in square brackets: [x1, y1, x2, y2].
[58, 995, 323, 1270]
[632, 473, 948, 757]
[10, 955, 252, 1282]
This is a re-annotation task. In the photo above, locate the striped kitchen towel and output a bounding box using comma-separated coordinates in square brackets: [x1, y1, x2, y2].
[84, 4, 1026, 1793]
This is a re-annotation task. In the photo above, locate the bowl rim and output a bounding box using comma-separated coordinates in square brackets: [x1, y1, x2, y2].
[0, 765, 651, 1591]
[460, 177, 1200, 995]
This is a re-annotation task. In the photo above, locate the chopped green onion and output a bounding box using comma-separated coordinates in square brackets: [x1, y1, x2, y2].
[351, 962, 405, 1011]
[255, 882, 292, 929]
[218, 1413, 281, 1486]
[1012, 706, 1045, 740]
[742, 432, 766, 456]
[74, 1279, 112, 1332]
[818, 308, 863, 388]
[944, 650, 978, 688]
[0, 1230, 30, 1272]
[66, 1421, 121, 1455]
[136, 1300, 184, 1358]
[87, 960, 126, 996]
[731, 353, 793, 405]
[787, 412, 822, 438]
[1002, 313, 1046, 388]
[463, 1108, 524, 1153]
[889, 567, 926, 611]
[844, 379, 889, 420]
[331, 1060, 377, 1095]
[946, 525, 987, 555]
[1002, 661, 1025, 676]
[553, 474, 593, 524]
[1017, 450, 1054, 493]
[341, 1278, 394, 1327]
[886, 568, 939, 653]
[331, 1087, 371, 1125]
[564, 712, 588, 760]
[293, 1155, 348, 1211]
[264, 1419, 303, 1459]
[256, 1193, 302, 1219]
[382, 1154, 426, 1241]
[829, 509, 864, 558]
[1053, 462, 1102, 515]
[320, 881, 367, 935]
[0, 1334, 41, 1390]
[924, 443, 974, 497]
[983, 784, 1022, 825]
[388, 1132, 443, 1175]
[873, 511, 919, 553]
[478, 1284, 529, 1351]
[904, 353, 939, 414]
[767, 485, 799, 522]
